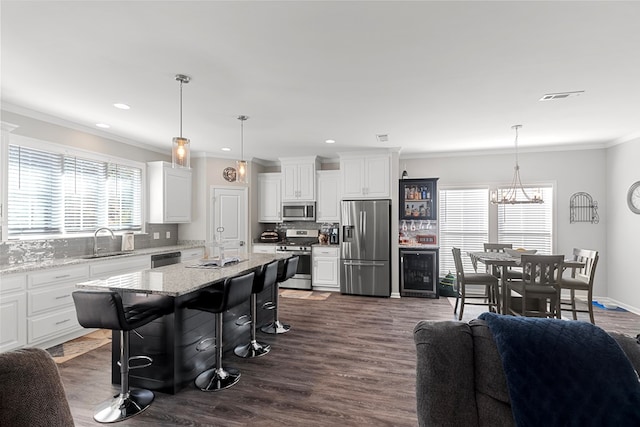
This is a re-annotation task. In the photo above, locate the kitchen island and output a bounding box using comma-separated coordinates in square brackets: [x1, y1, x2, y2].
[76, 253, 288, 394]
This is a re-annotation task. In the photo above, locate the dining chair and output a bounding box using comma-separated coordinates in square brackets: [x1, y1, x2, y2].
[559, 248, 599, 324]
[507, 254, 564, 318]
[483, 243, 523, 281]
[452, 247, 499, 320]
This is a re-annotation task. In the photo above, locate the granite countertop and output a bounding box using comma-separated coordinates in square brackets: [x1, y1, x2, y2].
[0, 244, 205, 275]
[76, 253, 288, 297]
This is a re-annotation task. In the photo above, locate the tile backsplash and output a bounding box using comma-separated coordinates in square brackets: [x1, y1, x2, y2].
[0, 223, 180, 266]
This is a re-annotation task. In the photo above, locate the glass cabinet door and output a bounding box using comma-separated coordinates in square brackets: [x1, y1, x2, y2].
[400, 249, 438, 298]
[399, 178, 438, 221]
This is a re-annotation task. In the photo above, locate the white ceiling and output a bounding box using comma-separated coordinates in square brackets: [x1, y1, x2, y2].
[2, 1, 640, 163]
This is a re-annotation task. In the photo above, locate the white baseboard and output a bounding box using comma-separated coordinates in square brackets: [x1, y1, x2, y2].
[589, 296, 640, 316]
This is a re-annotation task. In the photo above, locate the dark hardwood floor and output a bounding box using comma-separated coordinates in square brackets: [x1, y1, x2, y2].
[58, 292, 640, 426]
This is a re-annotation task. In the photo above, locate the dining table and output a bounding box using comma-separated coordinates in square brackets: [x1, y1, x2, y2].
[468, 251, 585, 315]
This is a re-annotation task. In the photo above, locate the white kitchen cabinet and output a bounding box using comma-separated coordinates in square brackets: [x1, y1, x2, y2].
[312, 246, 340, 291]
[180, 247, 204, 262]
[26, 264, 89, 347]
[340, 153, 391, 199]
[258, 173, 282, 222]
[148, 161, 192, 223]
[0, 274, 27, 352]
[280, 157, 319, 201]
[253, 244, 277, 254]
[316, 170, 341, 223]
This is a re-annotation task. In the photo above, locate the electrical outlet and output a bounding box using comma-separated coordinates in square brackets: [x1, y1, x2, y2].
[153, 232, 160, 240]
[166, 231, 171, 239]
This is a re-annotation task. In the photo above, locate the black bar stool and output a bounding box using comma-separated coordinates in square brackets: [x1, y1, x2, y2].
[261, 255, 298, 335]
[234, 259, 279, 358]
[187, 271, 255, 391]
[72, 290, 173, 423]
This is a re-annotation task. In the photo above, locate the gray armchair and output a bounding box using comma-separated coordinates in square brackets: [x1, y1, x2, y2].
[414, 319, 640, 427]
[0, 347, 75, 426]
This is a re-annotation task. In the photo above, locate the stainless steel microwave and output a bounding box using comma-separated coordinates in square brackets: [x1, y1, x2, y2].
[282, 202, 316, 222]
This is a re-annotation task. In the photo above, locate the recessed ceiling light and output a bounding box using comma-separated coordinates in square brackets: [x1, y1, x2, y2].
[96, 123, 110, 128]
[113, 103, 130, 110]
[539, 91, 584, 101]
[325, 139, 336, 144]
[221, 147, 231, 152]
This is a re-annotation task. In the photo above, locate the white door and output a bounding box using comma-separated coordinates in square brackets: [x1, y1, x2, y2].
[210, 187, 248, 258]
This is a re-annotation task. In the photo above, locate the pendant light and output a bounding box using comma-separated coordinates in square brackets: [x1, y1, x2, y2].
[172, 74, 191, 168]
[490, 125, 543, 205]
[236, 115, 249, 183]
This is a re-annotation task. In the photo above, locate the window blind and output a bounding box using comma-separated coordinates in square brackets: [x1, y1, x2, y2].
[63, 156, 106, 232]
[107, 164, 142, 230]
[8, 144, 142, 236]
[439, 188, 489, 275]
[497, 186, 553, 254]
[8, 145, 63, 234]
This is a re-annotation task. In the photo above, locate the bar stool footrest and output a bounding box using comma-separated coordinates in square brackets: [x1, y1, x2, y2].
[235, 314, 252, 327]
[261, 301, 276, 310]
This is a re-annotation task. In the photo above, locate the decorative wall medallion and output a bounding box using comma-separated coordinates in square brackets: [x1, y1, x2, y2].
[223, 167, 237, 182]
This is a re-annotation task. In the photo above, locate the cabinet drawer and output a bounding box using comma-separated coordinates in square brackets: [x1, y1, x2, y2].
[253, 245, 276, 254]
[181, 248, 204, 261]
[0, 274, 26, 294]
[313, 246, 339, 257]
[28, 307, 81, 344]
[28, 283, 75, 316]
[28, 265, 89, 288]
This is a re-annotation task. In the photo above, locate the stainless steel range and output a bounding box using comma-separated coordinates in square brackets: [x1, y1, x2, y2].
[276, 229, 318, 290]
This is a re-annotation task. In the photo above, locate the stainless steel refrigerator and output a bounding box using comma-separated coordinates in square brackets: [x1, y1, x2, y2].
[340, 199, 391, 297]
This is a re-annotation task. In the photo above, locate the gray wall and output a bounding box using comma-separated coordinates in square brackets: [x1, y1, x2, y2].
[400, 147, 610, 303]
[606, 137, 640, 312]
[3, 108, 639, 312]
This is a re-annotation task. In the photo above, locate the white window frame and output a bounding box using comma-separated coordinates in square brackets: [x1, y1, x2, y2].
[439, 183, 556, 275]
[3, 134, 146, 240]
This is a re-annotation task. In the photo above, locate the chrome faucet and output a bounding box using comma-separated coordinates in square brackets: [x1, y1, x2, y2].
[94, 227, 115, 255]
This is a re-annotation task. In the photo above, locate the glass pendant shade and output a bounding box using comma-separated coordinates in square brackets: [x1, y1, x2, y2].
[236, 160, 247, 183]
[172, 137, 190, 168]
[171, 74, 191, 169]
[236, 115, 249, 183]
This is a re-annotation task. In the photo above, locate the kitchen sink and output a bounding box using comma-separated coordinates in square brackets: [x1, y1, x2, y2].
[82, 251, 128, 259]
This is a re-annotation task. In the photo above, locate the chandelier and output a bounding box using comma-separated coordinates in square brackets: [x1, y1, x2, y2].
[236, 115, 249, 183]
[172, 74, 191, 168]
[490, 125, 543, 205]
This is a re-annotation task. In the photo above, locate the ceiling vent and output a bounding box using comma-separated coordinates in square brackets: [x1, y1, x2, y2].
[539, 91, 584, 101]
[376, 134, 389, 143]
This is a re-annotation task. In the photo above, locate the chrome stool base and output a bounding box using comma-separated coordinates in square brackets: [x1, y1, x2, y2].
[93, 389, 154, 423]
[195, 367, 241, 391]
[234, 340, 271, 358]
[261, 320, 290, 334]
